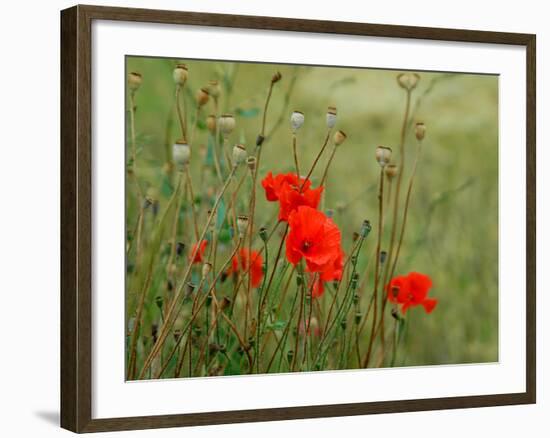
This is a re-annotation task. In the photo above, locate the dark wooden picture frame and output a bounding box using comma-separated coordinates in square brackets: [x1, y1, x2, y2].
[60, 4, 536, 433]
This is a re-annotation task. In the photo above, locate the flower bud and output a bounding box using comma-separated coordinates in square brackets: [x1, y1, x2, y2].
[128, 72, 142, 92]
[232, 143, 247, 166]
[219, 114, 235, 136]
[333, 130, 347, 146]
[415, 122, 426, 141]
[173, 139, 191, 167]
[287, 350, 294, 363]
[196, 88, 210, 107]
[271, 71, 282, 84]
[173, 64, 188, 86]
[397, 72, 420, 91]
[259, 227, 268, 242]
[206, 114, 216, 134]
[355, 312, 362, 325]
[326, 106, 337, 129]
[202, 262, 212, 279]
[385, 164, 399, 180]
[208, 79, 221, 98]
[290, 110, 304, 132]
[237, 215, 249, 237]
[256, 134, 265, 147]
[246, 156, 257, 172]
[375, 146, 392, 167]
[380, 250, 388, 264]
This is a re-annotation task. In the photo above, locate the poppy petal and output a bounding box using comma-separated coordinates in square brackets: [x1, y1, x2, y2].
[421, 298, 438, 313]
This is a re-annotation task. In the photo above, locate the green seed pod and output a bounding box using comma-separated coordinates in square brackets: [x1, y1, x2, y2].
[155, 295, 163, 309]
[259, 227, 268, 242]
[360, 220, 372, 238]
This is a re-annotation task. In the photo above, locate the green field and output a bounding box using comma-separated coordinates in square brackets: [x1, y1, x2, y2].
[125, 56, 498, 379]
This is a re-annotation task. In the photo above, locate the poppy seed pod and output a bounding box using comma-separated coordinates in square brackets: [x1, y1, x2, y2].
[415, 122, 426, 141]
[237, 215, 249, 237]
[202, 262, 212, 279]
[375, 146, 392, 167]
[232, 143, 247, 166]
[385, 163, 399, 180]
[196, 88, 210, 107]
[290, 111, 305, 132]
[397, 72, 420, 91]
[271, 71, 282, 84]
[208, 79, 221, 98]
[326, 106, 337, 129]
[128, 72, 142, 92]
[185, 281, 196, 297]
[173, 64, 188, 86]
[173, 139, 191, 167]
[218, 114, 236, 136]
[333, 130, 347, 146]
[206, 114, 216, 134]
[246, 156, 257, 172]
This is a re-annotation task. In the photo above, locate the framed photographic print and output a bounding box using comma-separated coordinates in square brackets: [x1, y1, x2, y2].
[60, 4, 536, 433]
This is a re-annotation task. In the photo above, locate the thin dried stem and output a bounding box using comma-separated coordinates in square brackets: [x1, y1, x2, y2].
[138, 167, 237, 378]
[363, 168, 385, 368]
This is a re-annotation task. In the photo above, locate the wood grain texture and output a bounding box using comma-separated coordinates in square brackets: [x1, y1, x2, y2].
[60, 4, 536, 433]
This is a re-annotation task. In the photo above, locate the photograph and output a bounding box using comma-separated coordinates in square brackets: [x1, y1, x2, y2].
[124, 56, 499, 380]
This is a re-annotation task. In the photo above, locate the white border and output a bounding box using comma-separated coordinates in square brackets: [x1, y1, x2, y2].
[92, 20, 526, 419]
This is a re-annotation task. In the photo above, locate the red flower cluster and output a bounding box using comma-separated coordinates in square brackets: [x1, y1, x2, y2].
[227, 248, 264, 288]
[386, 272, 438, 314]
[189, 240, 208, 264]
[261, 172, 323, 221]
[286, 206, 344, 297]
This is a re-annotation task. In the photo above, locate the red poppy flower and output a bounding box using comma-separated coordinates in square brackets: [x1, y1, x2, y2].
[319, 248, 344, 282]
[261, 172, 323, 221]
[189, 240, 208, 264]
[386, 272, 438, 314]
[286, 206, 342, 276]
[228, 248, 264, 288]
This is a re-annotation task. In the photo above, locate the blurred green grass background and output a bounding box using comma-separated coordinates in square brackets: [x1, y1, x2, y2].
[126, 56, 498, 367]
